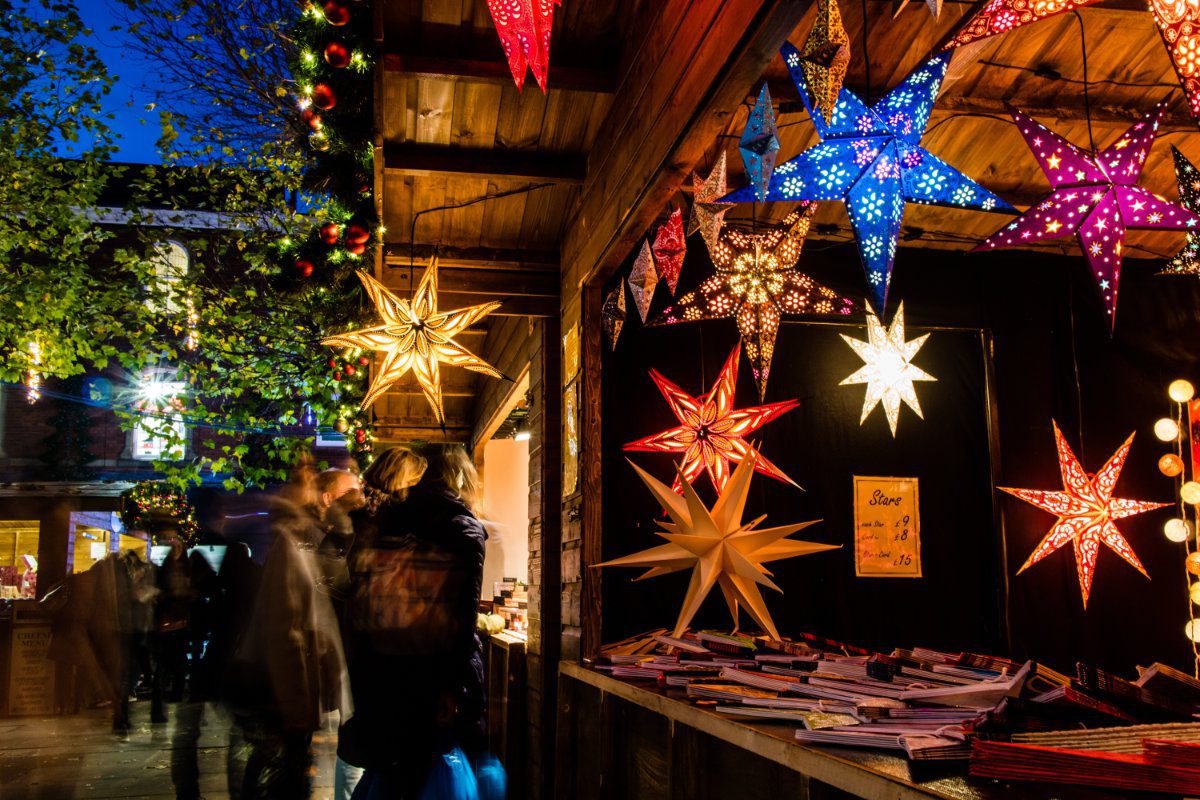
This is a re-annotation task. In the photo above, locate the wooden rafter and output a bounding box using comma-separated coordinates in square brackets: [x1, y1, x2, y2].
[382, 243, 558, 270]
[383, 53, 617, 94]
[383, 143, 587, 185]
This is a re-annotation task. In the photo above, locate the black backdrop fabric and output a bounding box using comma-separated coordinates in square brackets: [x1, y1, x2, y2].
[600, 234, 1200, 674]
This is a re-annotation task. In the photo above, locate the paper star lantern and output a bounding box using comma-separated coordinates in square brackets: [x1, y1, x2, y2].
[1000, 422, 1168, 608]
[974, 102, 1200, 329]
[628, 241, 659, 322]
[321, 260, 502, 426]
[598, 453, 838, 639]
[727, 47, 1014, 315]
[602, 282, 626, 350]
[892, 0, 942, 19]
[688, 151, 737, 257]
[839, 302, 935, 436]
[1161, 146, 1200, 275]
[484, 0, 562, 92]
[652, 207, 687, 293]
[625, 343, 800, 494]
[945, 0, 1200, 122]
[799, 0, 851, 125]
[740, 84, 780, 201]
[653, 206, 858, 399]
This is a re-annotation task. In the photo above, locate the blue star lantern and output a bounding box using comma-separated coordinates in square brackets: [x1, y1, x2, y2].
[740, 83, 780, 201]
[725, 45, 1015, 314]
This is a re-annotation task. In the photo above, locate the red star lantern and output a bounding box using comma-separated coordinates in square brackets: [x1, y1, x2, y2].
[652, 207, 687, 294]
[484, 0, 562, 92]
[1000, 422, 1168, 608]
[624, 343, 800, 494]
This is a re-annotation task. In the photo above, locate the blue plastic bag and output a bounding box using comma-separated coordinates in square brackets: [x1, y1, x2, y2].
[417, 746, 480, 800]
[474, 754, 507, 800]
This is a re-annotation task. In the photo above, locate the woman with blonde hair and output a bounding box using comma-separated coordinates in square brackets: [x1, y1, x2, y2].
[359, 446, 428, 512]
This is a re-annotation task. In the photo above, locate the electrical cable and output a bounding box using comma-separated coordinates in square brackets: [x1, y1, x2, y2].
[1071, 10, 1096, 152]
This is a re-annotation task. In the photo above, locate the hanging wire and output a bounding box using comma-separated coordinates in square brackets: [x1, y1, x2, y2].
[1071, 10, 1097, 152]
[1172, 398, 1200, 677]
[860, 0, 871, 105]
[1066, 278, 1087, 466]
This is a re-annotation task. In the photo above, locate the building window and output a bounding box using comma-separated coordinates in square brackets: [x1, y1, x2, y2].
[130, 369, 187, 461]
[147, 241, 189, 315]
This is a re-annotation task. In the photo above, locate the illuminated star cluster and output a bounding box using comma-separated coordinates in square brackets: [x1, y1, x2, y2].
[839, 303, 936, 437]
[321, 260, 503, 427]
[598, 454, 838, 640]
[1161, 145, 1200, 276]
[975, 101, 1200, 328]
[624, 344, 801, 494]
[653, 206, 858, 399]
[728, 47, 1013, 314]
[1000, 422, 1168, 608]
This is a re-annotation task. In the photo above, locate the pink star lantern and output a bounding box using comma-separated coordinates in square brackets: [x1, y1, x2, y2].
[652, 207, 687, 294]
[1000, 422, 1168, 609]
[975, 101, 1200, 329]
[624, 343, 800, 495]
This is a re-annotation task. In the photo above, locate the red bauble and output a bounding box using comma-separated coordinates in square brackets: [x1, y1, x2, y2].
[358, 356, 370, 366]
[345, 223, 370, 244]
[311, 83, 337, 110]
[354, 429, 366, 443]
[319, 222, 340, 244]
[295, 259, 314, 277]
[332, 370, 343, 381]
[322, 1, 350, 25]
[344, 364, 356, 376]
[328, 358, 338, 369]
[346, 241, 366, 256]
[324, 41, 351, 68]
[300, 108, 321, 131]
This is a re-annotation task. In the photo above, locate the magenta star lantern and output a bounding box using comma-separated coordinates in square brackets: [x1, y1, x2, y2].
[975, 100, 1200, 329]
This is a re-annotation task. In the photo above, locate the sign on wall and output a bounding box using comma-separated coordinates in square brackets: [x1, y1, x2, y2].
[7, 619, 55, 716]
[853, 475, 922, 578]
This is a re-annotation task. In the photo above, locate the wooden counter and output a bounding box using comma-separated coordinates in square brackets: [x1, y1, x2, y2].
[556, 662, 1141, 800]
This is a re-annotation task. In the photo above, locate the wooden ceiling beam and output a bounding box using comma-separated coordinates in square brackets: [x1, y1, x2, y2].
[382, 243, 559, 271]
[383, 142, 586, 185]
[383, 53, 617, 94]
[381, 265, 559, 298]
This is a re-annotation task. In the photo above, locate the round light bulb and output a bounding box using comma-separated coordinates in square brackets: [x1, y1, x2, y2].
[1191, 582, 1200, 605]
[1155, 418, 1181, 442]
[1187, 620, 1200, 643]
[1184, 482, 1200, 505]
[1160, 454, 1185, 477]
[1188, 552, 1200, 576]
[1170, 379, 1196, 403]
[1165, 518, 1191, 542]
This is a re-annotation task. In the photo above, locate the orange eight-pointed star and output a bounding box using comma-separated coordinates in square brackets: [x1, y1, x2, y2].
[624, 344, 799, 494]
[1000, 422, 1167, 608]
[321, 259, 502, 427]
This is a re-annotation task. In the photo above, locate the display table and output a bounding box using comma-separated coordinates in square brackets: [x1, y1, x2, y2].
[556, 662, 1138, 800]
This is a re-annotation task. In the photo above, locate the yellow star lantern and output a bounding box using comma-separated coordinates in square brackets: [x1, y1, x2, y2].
[322, 259, 503, 426]
[839, 302, 936, 437]
[598, 453, 838, 640]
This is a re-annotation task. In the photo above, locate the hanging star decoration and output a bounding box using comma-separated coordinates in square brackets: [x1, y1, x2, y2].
[598, 453, 838, 639]
[484, 0, 563, 92]
[688, 151, 737, 257]
[799, 0, 851, 125]
[653, 206, 858, 400]
[628, 241, 659, 322]
[1000, 422, 1168, 608]
[839, 302, 936, 436]
[974, 101, 1200, 329]
[945, 0, 1200, 122]
[740, 84, 781, 201]
[1161, 145, 1200, 275]
[625, 343, 801, 494]
[892, 0, 943, 20]
[321, 260, 503, 427]
[652, 207, 687, 294]
[602, 282, 627, 350]
[727, 46, 1014, 315]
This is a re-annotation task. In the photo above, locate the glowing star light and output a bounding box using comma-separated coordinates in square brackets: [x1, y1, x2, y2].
[653, 206, 858, 399]
[799, 0, 851, 125]
[946, 0, 1200, 123]
[974, 101, 1200, 329]
[1001, 422, 1168, 608]
[602, 282, 626, 351]
[625, 343, 800, 494]
[598, 453, 838, 639]
[484, 0, 562, 92]
[1161, 145, 1200, 276]
[628, 241, 659, 322]
[740, 84, 780, 201]
[321, 260, 503, 427]
[735, 46, 1014, 314]
[652, 207, 687, 293]
[688, 151, 737, 257]
[839, 302, 936, 436]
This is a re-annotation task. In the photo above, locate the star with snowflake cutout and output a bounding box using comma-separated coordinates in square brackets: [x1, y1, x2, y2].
[839, 302, 935, 436]
[1160, 145, 1200, 276]
[728, 47, 1014, 315]
[741, 84, 780, 201]
[652, 206, 858, 400]
[975, 101, 1200, 329]
[625, 343, 800, 494]
[1000, 422, 1168, 608]
[598, 453, 838, 639]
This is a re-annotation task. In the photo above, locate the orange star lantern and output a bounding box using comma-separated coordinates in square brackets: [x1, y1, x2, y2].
[1001, 422, 1168, 608]
[624, 344, 800, 494]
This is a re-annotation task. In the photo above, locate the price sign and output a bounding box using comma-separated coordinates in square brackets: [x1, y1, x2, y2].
[853, 475, 921, 578]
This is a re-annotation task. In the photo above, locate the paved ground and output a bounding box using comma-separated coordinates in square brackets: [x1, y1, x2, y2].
[0, 701, 340, 800]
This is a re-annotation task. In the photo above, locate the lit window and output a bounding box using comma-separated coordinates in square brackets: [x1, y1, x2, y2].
[131, 369, 187, 461]
[147, 241, 189, 314]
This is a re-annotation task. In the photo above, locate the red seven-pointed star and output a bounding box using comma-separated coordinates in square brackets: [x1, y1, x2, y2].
[1000, 421, 1167, 609]
[624, 344, 800, 494]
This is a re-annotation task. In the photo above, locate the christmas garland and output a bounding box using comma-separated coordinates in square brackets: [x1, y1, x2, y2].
[121, 481, 199, 545]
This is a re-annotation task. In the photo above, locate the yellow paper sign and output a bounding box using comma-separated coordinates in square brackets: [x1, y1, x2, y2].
[853, 476, 921, 578]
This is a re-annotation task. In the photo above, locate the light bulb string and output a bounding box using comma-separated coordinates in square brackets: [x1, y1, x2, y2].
[1183, 400, 1200, 677]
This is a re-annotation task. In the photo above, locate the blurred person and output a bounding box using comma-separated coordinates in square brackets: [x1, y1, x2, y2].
[152, 532, 194, 725]
[341, 445, 488, 799]
[238, 466, 361, 800]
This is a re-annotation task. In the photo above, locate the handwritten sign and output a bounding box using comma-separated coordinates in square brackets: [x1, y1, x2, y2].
[7, 622, 55, 716]
[853, 476, 921, 578]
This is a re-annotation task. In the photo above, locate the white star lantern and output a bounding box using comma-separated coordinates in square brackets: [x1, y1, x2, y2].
[839, 302, 936, 436]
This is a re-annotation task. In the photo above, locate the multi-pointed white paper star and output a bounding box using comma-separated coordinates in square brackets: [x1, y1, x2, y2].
[839, 302, 936, 436]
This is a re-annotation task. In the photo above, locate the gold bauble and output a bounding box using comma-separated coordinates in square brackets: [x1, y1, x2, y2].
[333, 418, 349, 433]
[1187, 552, 1200, 576]
[1160, 454, 1185, 477]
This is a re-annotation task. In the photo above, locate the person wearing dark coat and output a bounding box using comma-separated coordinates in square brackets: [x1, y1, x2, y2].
[340, 444, 487, 800]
